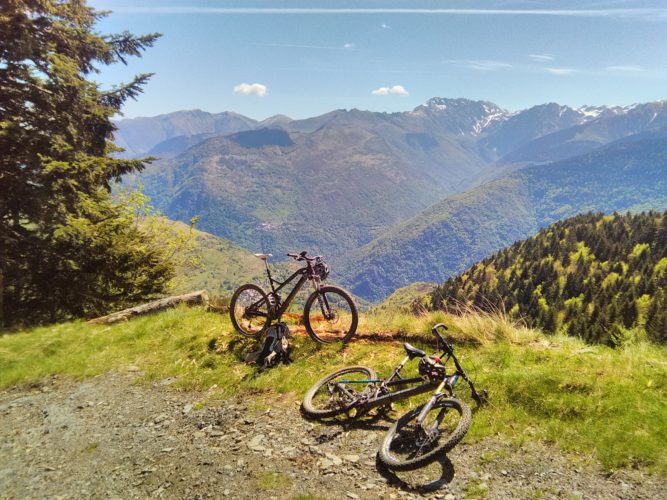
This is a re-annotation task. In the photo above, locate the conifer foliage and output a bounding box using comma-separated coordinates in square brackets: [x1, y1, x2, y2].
[431, 212, 667, 345]
[0, 1, 172, 326]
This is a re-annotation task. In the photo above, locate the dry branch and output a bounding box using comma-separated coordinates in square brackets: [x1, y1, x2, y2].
[87, 290, 209, 325]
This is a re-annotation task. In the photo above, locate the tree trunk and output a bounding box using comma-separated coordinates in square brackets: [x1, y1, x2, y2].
[87, 290, 209, 325]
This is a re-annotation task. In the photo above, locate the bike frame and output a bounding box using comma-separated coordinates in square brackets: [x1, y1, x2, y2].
[336, 324, 483, 416]
[256, 258, 325, 321]
[337, 351, 457, 413]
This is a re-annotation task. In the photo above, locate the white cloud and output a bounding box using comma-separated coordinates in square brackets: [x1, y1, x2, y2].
[255, 42, 353, 51]
[545, 67, 577, 75]
[527, 54, 554, 62]
[605, 65, 644, 72]
[372, 85, 409, 96]
[381, 23, 391, 29]
[113, 7, 667, 19]
[447, 59, 512, 71]
[233, 83, 268, 96]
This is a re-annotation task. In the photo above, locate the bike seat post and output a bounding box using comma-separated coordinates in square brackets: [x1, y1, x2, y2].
[264, 258, 277, 293]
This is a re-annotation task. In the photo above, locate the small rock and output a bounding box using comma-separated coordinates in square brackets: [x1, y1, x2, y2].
[127, 365, 140, 372]
[501, 469, 508, 476]
[248, 434, 266, 452]
[346, 493, 360, 500]
[182, 404, 193, 415]
[154, 414, 169, 424]
[161, 448, 174, 453]
[343, 454, 360, 463]
[445, 494, 456, 500]
[210, 431, 224, 438]
[319, 458, 334, 469]
[325, 453, 343, 466]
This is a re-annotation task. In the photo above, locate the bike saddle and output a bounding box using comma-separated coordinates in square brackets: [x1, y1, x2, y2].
[254, 253, 273, 260]
[403, 343, 426, 359]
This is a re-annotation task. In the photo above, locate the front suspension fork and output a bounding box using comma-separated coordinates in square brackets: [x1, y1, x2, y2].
[312, 278, 334, 320]
[416, 379, 449, 436]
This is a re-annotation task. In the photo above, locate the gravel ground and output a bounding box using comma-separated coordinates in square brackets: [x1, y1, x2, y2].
[0, 371, 663, 499]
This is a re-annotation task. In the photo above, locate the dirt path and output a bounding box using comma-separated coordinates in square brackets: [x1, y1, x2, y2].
[0, 372, 663, 499]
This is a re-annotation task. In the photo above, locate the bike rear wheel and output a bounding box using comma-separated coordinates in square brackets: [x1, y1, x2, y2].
[229, 284, 272, 338]
[303, 285, 358, 343]
[378, 398, 471, 471]
[302, 366, 376, 419]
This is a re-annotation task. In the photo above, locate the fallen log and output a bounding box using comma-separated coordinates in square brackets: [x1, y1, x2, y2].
[87, 290, 209, 325]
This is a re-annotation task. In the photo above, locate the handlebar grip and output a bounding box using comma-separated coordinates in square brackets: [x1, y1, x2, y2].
[287, 253, 299, 258]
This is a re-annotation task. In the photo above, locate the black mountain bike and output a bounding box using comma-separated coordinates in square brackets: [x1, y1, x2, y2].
[230, 251, 358, 343]
[302, 324, 486, 470]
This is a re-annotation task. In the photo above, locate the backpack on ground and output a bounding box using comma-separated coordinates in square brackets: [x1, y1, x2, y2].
[244, 322, 292, 367]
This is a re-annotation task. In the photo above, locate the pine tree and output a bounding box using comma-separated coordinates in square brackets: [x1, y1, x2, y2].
[0, 1, 170, 325]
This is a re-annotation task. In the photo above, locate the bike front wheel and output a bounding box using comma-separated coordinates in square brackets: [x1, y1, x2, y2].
[303, 285, 358, 343]
[378, 398, 471, 471]
[229, 284, 272, 338]
[302, 366, 377, 419]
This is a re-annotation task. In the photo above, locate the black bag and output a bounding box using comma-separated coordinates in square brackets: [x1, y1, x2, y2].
[245, 322, 292, 367]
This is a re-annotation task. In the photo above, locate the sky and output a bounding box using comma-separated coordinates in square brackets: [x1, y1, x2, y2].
[89, 0, 667, 120]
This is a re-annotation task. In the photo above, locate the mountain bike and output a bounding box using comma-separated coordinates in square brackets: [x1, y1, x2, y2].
[302, 323, 486, 470]
[229, 251, 358, 343]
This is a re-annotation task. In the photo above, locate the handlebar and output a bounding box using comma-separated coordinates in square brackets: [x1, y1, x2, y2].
[432, 323, 453, 355]
[432, 323, 488, 406]
[286, 251, 322, 262]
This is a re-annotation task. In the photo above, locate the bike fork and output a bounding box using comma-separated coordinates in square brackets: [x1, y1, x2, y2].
[416, 379, 447, 434]
[312, 279, 333, 320]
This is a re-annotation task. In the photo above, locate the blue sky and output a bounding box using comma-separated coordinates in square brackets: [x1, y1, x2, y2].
[90, 1, 667, 120]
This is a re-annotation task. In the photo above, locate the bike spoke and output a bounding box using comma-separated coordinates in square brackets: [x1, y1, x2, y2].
[386, 402, 463, 464]
[308, 292, 354, 340]
[309, 370, 370, 413]
[232, 287, 270, 336]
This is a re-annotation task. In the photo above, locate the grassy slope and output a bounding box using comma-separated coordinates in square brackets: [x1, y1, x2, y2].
[374, 282, 437, 312]
[170, 221, 265, 296]
[167, 220, 301, 298]
[1, 307, 665, 473]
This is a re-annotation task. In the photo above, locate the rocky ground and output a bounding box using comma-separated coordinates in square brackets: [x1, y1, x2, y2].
[0, 371, 663, 499]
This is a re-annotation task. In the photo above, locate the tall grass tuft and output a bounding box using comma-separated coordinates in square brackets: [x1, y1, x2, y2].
[445, 303, 541, 346]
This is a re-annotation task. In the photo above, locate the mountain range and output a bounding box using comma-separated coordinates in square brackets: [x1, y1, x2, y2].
[116, 98, 667, 301]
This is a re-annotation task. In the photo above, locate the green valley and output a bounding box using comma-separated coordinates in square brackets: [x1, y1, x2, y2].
[343, 137, 667, 301]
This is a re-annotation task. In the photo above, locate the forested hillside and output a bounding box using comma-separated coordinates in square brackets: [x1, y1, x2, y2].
[432, 212, 667, 345]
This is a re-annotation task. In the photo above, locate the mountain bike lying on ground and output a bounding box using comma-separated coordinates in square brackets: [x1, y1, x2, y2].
[302, 323, 487, 470]
[230, 251, 358, 343]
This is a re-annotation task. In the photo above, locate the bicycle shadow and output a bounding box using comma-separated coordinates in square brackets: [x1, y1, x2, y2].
[301, 406, 396, 434]
[376, 453, 455, 494]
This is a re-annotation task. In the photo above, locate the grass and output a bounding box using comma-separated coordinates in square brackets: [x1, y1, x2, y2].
[0, 306, 665, 474]
[256, 471, 292, 491]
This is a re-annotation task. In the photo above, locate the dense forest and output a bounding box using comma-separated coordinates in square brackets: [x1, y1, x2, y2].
[431, 212, 667, 345]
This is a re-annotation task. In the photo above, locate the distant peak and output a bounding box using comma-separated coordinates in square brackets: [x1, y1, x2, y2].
[421, 97, 504, 112]
[413, 97, 509, 135]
